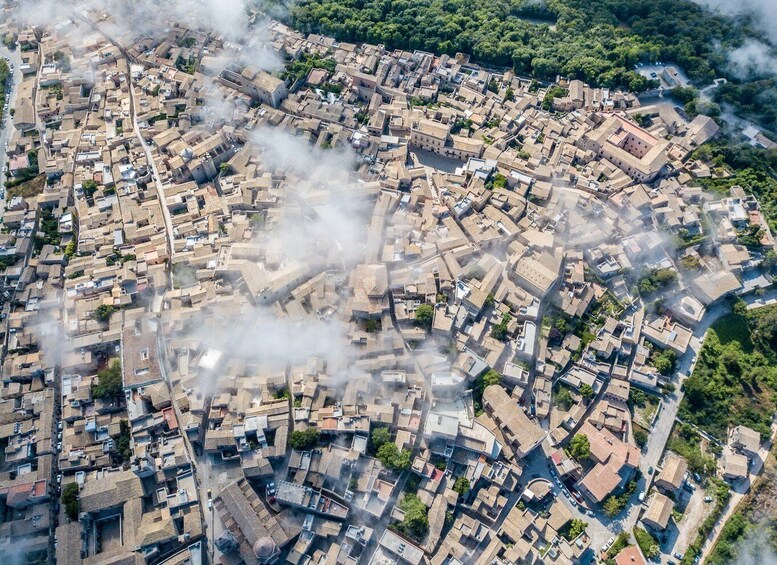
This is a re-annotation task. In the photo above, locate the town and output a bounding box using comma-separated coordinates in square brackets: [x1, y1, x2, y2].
[0, 4, 775, 565]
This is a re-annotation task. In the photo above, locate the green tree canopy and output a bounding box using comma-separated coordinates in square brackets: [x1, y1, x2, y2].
[92, 360, 123, 399]
[289, 428, 320, 450]
[370, 426, 391, 453]
[415, 304, 434, 329]
[452, 476, 470, 497]
[473, 370, 501, 416]
[62, 483, 79, 520]
[93, 304, 116, 323]
[556, 387, 574, 410]
[397, 493, 429, 540]
[377, 442, 412, 471]
[567, 433, 590, 461]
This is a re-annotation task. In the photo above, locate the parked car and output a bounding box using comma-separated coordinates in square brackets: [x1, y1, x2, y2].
[704, 495, 713, 502]
[674, 552, 684, 560]
[648, 466, 654, 475]
[693, 472, 702, 483]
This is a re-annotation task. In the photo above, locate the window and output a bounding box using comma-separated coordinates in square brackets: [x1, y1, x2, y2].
[140, 348, 149, 360]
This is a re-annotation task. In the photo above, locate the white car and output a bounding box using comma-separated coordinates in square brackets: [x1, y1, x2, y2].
[56, 473, 62, 484]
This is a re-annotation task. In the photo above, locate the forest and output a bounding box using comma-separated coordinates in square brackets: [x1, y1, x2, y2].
[287, 0, 777, 132]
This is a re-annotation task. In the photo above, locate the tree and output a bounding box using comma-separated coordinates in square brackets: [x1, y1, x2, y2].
[415, 304, 434, 330]
[377, 442, 412, 471]
[567, 434, 590, 461]
[603, 495, 624, 517]
[680, 254, 701, 271]
[579, 383, 593, 400]
[452, 476, 470, 497]
[654, 268, 678, 285]
[289, 428, 320, 450]
[473, 370, 501, 416]
[81, 179, 98, 198]
[671, 86, 699, 105]
[634, 428, 648, 448]
[64, 240, 76, 258]
[397, 493, 429, 540]
[93, 304, 116, 323]
[634, 527, 660, 558]
[564, 519, 587, 540]
[556, 387, 574, 410]
[491, 312, 511, 341]
[92, 360, 123, 399]
[654, 350, 676, 375]
[541, 86, 568, 111]
[62, 483, 79, 520]
[763, 250, 777, 273]
[751, 306, 777, 359]
[114, 419, 131, 462]
[370, 426, 391, 453]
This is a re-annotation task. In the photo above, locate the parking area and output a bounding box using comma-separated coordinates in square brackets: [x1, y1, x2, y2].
[635, 63, 690, 89]
[643, 481, 714, 564]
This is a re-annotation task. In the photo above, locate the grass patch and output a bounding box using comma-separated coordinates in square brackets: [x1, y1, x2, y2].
[7, 174, 46, 198]
[667, 423, 716, 475]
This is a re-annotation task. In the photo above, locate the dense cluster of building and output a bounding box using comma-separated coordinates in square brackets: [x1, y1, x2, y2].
[0, 4, 773, 565]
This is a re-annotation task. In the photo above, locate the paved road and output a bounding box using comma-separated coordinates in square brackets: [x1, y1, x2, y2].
[0, 44, 22, 207]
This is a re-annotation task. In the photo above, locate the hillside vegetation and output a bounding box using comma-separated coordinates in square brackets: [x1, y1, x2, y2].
[290, 0, 777, 131]
[679, 306, 777, 439]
